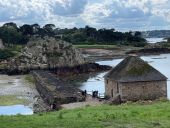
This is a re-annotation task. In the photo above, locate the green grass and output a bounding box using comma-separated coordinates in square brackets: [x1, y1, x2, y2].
[73, 45, 118, 49]
[0, 63, 7, 69]
[24, 74, 35, 83]
[7, 45, 23, 52]
[0, 49, 16, 60]
[0, 45, 23, 60]
[0, 95, 26, 106]
[1, 101, 170, 128]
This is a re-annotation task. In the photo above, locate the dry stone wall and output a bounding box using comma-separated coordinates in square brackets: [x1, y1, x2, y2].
[32, 71, 85, 109]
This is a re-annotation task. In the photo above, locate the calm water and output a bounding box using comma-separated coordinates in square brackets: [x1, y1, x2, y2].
[79, 54, 170, 99]
[146, 38, 167, 44]
[0, 105, 33, 115]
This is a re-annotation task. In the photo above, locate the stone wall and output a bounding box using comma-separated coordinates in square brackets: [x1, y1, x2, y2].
[121, 81, 167, 101]
[105, 79, 120, 98]
[32, 71, 85, 110]
[105, 79, 167, 101]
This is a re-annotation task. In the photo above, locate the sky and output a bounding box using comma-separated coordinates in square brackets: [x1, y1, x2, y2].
[0, 0, 170, 31]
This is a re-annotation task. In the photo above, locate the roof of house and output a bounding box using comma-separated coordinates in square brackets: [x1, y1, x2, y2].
[104, 56, 167, 82]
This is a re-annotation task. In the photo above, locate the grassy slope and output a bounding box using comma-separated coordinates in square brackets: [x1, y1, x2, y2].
[1, 101, 170, 128]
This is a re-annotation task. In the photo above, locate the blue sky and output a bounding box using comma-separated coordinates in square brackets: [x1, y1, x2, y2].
[0, 0, 170, 31]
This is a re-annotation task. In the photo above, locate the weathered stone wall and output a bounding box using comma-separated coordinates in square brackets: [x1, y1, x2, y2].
[105, 79, 167, 101]
[32, 71, 85, 109]
[121, 81, 167, 101]
[105, 79, 121, 98]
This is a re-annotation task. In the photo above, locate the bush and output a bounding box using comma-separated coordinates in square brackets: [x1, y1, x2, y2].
[0, 49, 16, 60]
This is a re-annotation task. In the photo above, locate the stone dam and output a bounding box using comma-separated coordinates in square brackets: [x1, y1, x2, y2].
[32, 71, 85, 109]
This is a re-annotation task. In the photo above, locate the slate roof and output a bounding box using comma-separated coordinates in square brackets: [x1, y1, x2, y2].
[104, 56, 167, 82]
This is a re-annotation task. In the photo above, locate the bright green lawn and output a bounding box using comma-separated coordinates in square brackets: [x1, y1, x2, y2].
[1, 101, 170, 128]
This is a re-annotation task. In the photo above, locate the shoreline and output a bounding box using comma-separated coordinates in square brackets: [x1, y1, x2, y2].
[81, 47, 170, 61]
[0, 74, 51, 114]
[1, 47, 170, 114]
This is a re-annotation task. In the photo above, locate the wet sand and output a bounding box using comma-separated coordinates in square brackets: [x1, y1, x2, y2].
[80, 46, 141, 61]
[0, 75, 50, 114]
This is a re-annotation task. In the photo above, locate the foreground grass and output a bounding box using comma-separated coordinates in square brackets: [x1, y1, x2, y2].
[1, 101, 170, 128]
[73, 44, 118, 49]
[0, 96, 25, 106]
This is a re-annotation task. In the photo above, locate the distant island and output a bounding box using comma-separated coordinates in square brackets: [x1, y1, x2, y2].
[0, 22, 146, 47]
[142, 30, 170, 38]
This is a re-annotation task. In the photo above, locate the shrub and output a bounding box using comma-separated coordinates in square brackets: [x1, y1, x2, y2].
[0, 49, 15, 60]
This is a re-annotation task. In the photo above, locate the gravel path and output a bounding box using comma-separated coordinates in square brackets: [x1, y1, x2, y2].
[61, 95, 104, 109]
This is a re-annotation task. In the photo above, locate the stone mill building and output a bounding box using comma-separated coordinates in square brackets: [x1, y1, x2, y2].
[104, 56, 167, 102]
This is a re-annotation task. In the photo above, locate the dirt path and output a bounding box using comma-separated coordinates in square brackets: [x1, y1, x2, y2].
[61, 95, 104, 109]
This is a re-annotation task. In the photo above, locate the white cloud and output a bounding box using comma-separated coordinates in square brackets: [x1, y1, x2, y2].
[0, 0, 87, 27]
[150, 0, 168, 5]
[0, 0, 170, 30]
[81, 2, 112, 25]
[122, 0, 149, 13]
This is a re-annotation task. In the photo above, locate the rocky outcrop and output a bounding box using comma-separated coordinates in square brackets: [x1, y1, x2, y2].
[7, 37, 87, 74]
[32, 71, 85, 110]
[0, 39, 4, 49]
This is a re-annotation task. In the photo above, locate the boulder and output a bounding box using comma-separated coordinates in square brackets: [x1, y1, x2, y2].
[7, 37, 87, 74]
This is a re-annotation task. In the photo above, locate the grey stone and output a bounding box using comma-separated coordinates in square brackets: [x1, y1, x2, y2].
[8, 37, 87, 72]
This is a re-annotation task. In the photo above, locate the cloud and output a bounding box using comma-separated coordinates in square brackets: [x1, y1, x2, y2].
[81, 0, 170, 30]
[81, 0, 152, 29]
[53, 0, 87, 16]
[0, 0, 170, 30]
[0, 0, 87, 27]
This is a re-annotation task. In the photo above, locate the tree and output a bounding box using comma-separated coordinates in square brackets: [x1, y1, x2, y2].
[167, 38, 170, 43]
[3, 22, 18, 30]
[85, 25, 97, 38]
[0, 26, 23, 45]
[135, 31, 142, 37]
[43, 24, 56, 36]
[31, 23, 40, 35]
[20, 24, 33, 36]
